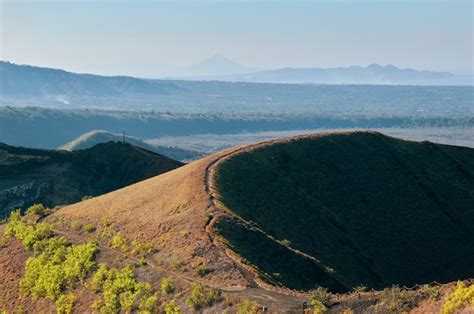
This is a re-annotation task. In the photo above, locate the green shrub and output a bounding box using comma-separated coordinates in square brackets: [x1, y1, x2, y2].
[280, 239, 292, 247]
[161, 277, 175, 295]
[56, 293, 76, 314]
[187, 282, 206, 310]
[417, 284, 440, 301]
[4, 210, 53, 251]
[131, 240, 153, 258]
[205, 288, 222, 306]
[110, 233, 127, 251]
[165, 300, 181, 314]
[384, 285, 415, 313]
[196, 265, 214, 277]
[91, 264, 156, 314]
[20, 238, 98, 300]
[442, 281, 474, 314]
[83, 224, 96, 233]
[353, 285, 368, 293]
[4, 210, 24, 237]
[138, 294, 158, 313]
[236, 299, 259, 314]
[0, 236, 7, 248]
[309, 287, 332, 306]
[186, 282, 221, 310]
[26, 204, 46, 216]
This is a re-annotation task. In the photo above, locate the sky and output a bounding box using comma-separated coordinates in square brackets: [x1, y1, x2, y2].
[0, 0, 472, 77]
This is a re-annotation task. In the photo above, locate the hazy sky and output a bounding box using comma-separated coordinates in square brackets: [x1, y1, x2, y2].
[1, 0, 472, 77]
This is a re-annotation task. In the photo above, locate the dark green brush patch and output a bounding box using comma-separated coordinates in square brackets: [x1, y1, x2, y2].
[215, 132, 474, 291]
[0, 142, 183, 218]
[214, 216, 348, 292]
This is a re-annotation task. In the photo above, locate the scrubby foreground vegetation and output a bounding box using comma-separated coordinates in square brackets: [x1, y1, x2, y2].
[0, 207, 262, 313]
[1, 207, 473, 313]
[215, 132, 474, 291]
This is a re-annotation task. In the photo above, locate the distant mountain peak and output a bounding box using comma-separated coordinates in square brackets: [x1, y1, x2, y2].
[184, 54, 257, 77]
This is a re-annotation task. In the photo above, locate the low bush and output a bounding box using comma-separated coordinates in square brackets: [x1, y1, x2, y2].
[4, 210, 53, 251]
[309, 287, 332, 305]
[186, 282, 221, 310]
[165, 300, 181, 314]
[110, 233, 127, 251]
[161, 277, 175, 295]
[131, 239, 153, 258]
[309, 287, 332, 314]
[383, 285, 415, 313]
[91, 263, 157, 313]
[0, 236, 7, 248]
[441, 281, 474, 314]
[56, 293, 76, 314]
[196, 265, 214, 277]
[83, 224, 96, 233]
[417, 284, 440, 301]
[26, 204, 46, 216]
[20, 238, 98, 300]
[236, 299, 259, 314]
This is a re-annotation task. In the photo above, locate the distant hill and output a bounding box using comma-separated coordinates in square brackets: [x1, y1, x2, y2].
[0, 141, 182, 218]
[59, 130, 202, 161]
[0, 61, 177, 100]
[209, 64, 471, 85]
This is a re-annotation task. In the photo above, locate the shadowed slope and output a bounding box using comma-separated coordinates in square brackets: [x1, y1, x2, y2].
[214, 132, 474, 291]
[0, 142, 183, 217]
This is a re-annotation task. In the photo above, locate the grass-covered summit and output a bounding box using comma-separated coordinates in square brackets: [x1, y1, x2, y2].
[214, 131, 474, 291]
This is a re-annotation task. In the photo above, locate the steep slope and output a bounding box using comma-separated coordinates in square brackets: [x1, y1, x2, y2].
[0, 142, 183, 217]
[213, 131, 474, 291]
[59, 129, 202, 161]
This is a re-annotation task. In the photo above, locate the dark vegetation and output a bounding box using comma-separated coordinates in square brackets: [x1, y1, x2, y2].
[0, 141, 182, 218]
[215, 132, 474, 291]
[214, 216, 346, 292]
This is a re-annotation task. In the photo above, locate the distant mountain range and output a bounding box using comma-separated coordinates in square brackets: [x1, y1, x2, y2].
[179, 54, 259, 77]
[0, 61, 177, 100]
[0, 61, 471, 107]
[193, 63, 472, 85]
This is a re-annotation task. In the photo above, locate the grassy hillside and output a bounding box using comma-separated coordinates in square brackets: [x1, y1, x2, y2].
[215, 131, 474, 291]
[0, 141, 182, 218]
[59, 129, 202, 161]
[1, 131, 474, 313]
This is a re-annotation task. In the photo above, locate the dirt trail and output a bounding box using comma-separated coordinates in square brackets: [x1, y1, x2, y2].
[202, 141, 313, 299]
